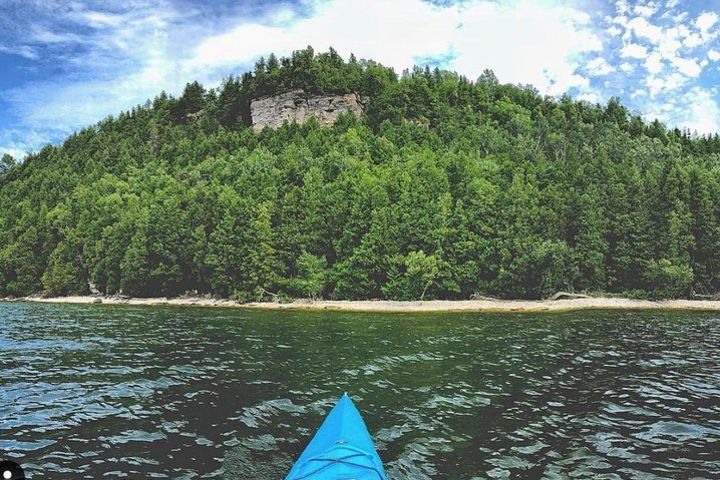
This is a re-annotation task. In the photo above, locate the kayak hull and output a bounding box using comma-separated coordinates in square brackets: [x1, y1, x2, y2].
[285, 394, 387, 480]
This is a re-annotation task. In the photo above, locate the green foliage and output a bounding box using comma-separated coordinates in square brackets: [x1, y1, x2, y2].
[0, 225, 45, 296]
[1, 153, 16, 174]
[2, 47, 720, 300]
[171, 81, 208, 123]
[250, 46, 383, 97]
[384, 250, 442, 300]
[645, 259, 694, 299]
[495, 241, 576, 299]
[284, 252, 327, 299]
[42, 241, 86, 296]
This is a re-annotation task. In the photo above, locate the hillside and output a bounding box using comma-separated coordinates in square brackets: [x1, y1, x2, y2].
[2, 46, 720, 301]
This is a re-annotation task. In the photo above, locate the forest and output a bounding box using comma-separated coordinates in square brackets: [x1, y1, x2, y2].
[3, 46, 720, 301]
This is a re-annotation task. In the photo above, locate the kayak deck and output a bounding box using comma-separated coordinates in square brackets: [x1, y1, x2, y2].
[285, 394, 387, 480]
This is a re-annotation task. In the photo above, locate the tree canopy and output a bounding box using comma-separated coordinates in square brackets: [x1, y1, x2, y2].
[3, 47, 720, 301]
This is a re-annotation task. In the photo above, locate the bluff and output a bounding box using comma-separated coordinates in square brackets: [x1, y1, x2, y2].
[250, 89, 364, 131]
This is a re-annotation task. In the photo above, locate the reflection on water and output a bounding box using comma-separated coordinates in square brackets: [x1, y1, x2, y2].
[1, 302, 719, 478]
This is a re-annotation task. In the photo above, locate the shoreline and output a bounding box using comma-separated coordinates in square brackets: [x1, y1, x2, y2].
[5, 295, 720, 313]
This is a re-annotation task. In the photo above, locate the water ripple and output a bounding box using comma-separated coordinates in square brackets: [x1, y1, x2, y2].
[1, 304, 719, 478]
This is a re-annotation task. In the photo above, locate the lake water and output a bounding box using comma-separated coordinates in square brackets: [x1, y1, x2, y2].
[1, 302, 719, 479]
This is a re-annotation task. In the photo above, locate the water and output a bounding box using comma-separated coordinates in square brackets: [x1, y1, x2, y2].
[1, 302, 719, 479]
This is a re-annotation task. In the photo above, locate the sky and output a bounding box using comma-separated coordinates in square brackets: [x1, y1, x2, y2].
[2, 0, 720, 158]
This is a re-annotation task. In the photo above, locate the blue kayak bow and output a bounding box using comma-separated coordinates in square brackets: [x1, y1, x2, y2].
[285, 394, 388, 480]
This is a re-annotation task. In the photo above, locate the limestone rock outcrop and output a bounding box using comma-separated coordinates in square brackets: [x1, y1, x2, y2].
[250, 89, 364, 131]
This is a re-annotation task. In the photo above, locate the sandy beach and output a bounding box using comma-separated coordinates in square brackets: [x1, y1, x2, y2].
[6, 295, 720, 313]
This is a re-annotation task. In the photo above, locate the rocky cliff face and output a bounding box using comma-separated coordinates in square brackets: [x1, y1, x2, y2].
[250, 89, 364, 131]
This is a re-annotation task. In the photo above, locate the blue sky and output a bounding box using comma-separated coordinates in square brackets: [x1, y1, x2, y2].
[2, 0, 720, 157]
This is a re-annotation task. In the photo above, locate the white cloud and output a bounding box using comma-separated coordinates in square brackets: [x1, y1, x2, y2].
[450, 1, 600, 94]
[0, 128, 54, 160]
[577, 91, 599, 103]
[645, 71, 688, 96]
[81, 11, 125, 28]
[602, 5, 720, 133]
[645, 51, 663, 73]
[627, 16, 663, 43]
[0, 146, 27, 159]
[634, 4, 658, 17]
[683, 32, 702, 48]
[0, 44, 38, 59]
[29, 28, 81, 45]
[666, 24, 690, 39]
[4, 0, 720, 151]
[613, 14, 629, 27]
[673, 11, 688, 23]
[185, 0, 601, 96]
[0, 146, 24, 158]
[670, 56, 702, 77]
[696, 12, 718, 33]
[682, 88, 720, 133]
[1, 0, 606, 154]
[1, 1, 193, 131]
[607, 26, 622, 36]
[621, 42, 648, 58]
[657, 34, 681, 58]
[647, 87, 720, 134]
[586, 57, 614, 75]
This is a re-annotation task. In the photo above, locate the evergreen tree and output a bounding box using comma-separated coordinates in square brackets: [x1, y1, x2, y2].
[2, 47, 720, 301]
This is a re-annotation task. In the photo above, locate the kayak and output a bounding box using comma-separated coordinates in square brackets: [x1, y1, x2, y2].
[285, 394, 388, 480]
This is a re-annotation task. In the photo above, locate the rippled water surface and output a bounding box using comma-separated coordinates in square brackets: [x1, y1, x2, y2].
[1, 302, 720, 478]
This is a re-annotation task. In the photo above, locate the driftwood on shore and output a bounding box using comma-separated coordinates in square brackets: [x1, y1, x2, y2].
[549, 292, 590, 301]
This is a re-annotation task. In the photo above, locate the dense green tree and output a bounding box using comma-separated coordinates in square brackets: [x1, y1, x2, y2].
[171, 81, 207, 123]
[645, 259, 694, 299]
[384, 250, 442, 300]
[2, 47, 720, 301]
[284, 252, 327, 299]
[1, 153, 16, 174]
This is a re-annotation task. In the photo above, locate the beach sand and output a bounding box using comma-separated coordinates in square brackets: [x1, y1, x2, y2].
[8, 295, 720, 313]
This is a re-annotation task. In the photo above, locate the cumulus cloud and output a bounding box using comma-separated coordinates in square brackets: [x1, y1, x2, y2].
[670, 56, 701, 77]
[603, 0, 720, 133]
[645, 51, 663, 73]
[0, 0, 198, 151]
[185, 0, 600, 95]
[615, 0, 629, 15]
[3, 0, 720, 153]
[645, 86, 720, 134]
[0, 128, 55, 159]
[627, 16, 663, 42]
[696, 12, 718, 33]
[1, 0, 604, 155]
[586, 57, 614, 75]
[645, 72, 688, 96]
[621, 43, 648, 58]
[577, 90, 602, 103]
[634, 4, 658, 18]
